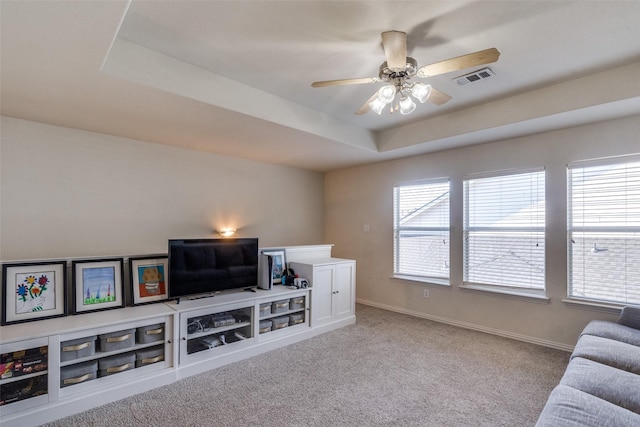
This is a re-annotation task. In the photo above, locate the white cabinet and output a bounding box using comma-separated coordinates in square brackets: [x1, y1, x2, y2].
[290, 258, 356, 329]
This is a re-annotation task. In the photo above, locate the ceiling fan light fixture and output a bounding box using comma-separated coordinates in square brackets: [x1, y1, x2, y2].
[377, 85, 396, 104]
[399, 95, 416, 115]
[411, 82, 432, 103]
[369, 97, 387, 115]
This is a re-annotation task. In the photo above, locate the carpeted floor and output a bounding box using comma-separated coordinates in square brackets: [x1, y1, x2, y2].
[43, 304, 569, 426]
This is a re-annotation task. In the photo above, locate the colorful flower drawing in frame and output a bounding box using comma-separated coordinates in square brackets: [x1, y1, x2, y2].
[129, 256, 169, 305]
[72, 258, 124, 314]
[2, 261, 67, 325]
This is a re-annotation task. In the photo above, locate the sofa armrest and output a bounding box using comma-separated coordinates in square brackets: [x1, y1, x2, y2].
[618, 306, 640, 330]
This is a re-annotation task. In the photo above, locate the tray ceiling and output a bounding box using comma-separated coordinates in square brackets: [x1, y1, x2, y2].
[2, 1, 640, 171]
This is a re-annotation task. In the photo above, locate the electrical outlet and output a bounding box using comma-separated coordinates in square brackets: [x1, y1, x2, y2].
[423, 289, 429, 298]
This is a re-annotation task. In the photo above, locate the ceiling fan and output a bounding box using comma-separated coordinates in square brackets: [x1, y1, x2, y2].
[311, 31, 500, 116]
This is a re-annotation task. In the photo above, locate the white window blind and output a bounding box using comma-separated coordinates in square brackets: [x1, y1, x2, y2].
[463, 169, 545, 290]
[568, 156, 640, 305]
[393, 179, 450, 280]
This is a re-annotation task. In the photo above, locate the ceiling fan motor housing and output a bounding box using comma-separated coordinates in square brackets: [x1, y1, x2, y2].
[379, 57, 418, 82]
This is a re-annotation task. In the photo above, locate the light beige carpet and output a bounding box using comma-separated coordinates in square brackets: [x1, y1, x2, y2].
[43, 304, 569, 426]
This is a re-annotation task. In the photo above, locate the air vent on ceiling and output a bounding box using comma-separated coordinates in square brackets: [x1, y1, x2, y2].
[453, 67, 495, 86]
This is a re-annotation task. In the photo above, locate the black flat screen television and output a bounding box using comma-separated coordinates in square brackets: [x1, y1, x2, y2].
[168, 238, 259, 300]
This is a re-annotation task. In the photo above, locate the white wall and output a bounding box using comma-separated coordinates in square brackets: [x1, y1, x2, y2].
[0, 117, 324, 260]
[324, 114, 640, 349]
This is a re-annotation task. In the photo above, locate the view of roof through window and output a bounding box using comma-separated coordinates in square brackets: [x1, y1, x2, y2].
[569, 159, 640, 305]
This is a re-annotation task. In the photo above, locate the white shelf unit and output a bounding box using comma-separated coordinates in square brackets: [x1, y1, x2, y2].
[1, 246, 354, 427]
[0, 337, 49, 417]
[178, 299, 256, 365]
[56, 315, 172, 399]
[256, 289, 309, 342]
[167, 286, 312, 378]
[0, 304, 176, 427]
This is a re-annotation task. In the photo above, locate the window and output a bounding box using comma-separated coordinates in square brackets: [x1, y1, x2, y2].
[463, 169, 545, 291]
[568, 156, 640, 305]
[393, 179, 450, 282]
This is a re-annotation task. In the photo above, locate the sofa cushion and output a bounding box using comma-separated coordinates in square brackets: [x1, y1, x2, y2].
[619, 306, 640, 330]
[536, 385, 640, 427]
[581, 320, 640, 347]
[571, 334, 640, 374]
[560, 357, 640, 414]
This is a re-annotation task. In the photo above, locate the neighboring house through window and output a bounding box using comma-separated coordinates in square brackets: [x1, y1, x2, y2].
[393, 178, 450, 283]
[568, 155, 640, 305]
[463, 168, 546, 294]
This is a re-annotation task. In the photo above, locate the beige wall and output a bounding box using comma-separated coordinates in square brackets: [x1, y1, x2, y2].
[0, 117, 324, 260]
[325, 114, 640, 349]
[3, 114, 639, 349]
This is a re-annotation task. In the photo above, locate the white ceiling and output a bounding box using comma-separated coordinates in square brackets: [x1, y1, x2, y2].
[2, 1, 640, 172]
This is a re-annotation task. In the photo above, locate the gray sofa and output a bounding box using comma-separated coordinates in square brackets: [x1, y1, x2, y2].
[536, 306, 640, 426]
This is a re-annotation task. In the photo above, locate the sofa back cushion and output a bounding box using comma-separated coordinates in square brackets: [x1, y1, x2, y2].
[618, 306, 640, 330]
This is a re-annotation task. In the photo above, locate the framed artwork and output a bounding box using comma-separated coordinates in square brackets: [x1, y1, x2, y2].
[262, 250, 286, 284]
[72, 258, 124, 314]
[2, 261, 67, 325]
[129, 256, 169, 305]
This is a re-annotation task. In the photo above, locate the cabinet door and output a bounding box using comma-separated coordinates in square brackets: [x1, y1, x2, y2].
[333, 262, 355, 320]
[311, 265, 334, 326]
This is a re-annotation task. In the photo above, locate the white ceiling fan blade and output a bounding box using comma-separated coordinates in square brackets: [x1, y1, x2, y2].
[355, 92, 379, 115]
[311, 77, 379, 88]
[381, 30, 407, 70]
[417, 48, 500, 78]
[428, 88, 452, 105]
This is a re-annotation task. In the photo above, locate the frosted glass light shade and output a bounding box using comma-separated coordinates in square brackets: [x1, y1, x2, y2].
[377, 85, 396, 103]
[399, 96, 416, 115]
[369, 97, 387, 115]
[411, 82, 432, 103]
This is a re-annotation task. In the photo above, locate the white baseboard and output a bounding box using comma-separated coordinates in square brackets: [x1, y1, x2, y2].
[356, 298, 574, 353]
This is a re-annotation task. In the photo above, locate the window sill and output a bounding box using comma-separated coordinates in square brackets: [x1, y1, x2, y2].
[460, 283, 549, 304]
[562, 298, 624, 314]
[391, 275, 450, 287]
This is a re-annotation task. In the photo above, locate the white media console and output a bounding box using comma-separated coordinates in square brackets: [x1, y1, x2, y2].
[0, 245, 355, 427]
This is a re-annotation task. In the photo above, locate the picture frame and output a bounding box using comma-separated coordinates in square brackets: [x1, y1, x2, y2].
[2, 261, 67, 325]
[129, 256, 169, 305]
[72, 258, 124, 314]
[262, 250, 286, 284]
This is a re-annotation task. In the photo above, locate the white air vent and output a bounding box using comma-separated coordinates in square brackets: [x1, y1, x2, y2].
[454, 67, 495, 86]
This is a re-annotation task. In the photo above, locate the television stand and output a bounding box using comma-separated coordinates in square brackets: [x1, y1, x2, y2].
[176, 292, 219, 304]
